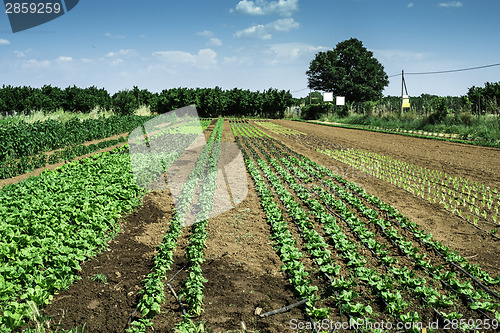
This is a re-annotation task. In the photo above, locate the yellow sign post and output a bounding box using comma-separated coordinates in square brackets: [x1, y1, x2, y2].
[400, 70, 410, 115]
[402, 95, 410, 108]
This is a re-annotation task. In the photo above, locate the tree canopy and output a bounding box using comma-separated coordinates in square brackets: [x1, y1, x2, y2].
[306, 38, 389, 102]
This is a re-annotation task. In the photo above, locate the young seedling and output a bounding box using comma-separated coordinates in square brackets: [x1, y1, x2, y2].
[89, 273, 108, 284]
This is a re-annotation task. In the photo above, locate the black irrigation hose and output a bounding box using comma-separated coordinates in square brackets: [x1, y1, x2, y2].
[262, 137, 487, 331]
[259, 298, 309, 317]
[279, 136, 500, 300]
[167, 282, 187, 316]
[388, 216, 500, 301]
[250, 138, 416, 332]
[284, 144, 497, 321]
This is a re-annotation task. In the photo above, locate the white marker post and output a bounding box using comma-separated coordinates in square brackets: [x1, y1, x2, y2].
[323, 92, 333, 118]
[336, 96, 345, 117]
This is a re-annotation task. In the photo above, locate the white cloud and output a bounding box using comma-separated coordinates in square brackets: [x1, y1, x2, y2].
[231, 0, 299, 17]
[103, 50, 138, 66]
[14, 49, 32, 57]
[197, 30, 215, 38]
[407, 2, 414, 8]
[197, 31, 222, 46]
[105, 32, 125, 39]
[56, 56, 73, 62]
[111, 58, 124, 65]
[208, 37, 223, 46]
[372, 49, 427, 62]
[23, 59, 51, 68]
[235, 18, 299, 39]
[438, 1, 463, 8]
[105, 49, 138, 58]
[266, 43, 326, 64]
[153, 48, 217, 69]
[235, 24, 272, 40]
[223, 56, 253, 66]
[0, 39, 10, 45]
[268, 17, 299, 31]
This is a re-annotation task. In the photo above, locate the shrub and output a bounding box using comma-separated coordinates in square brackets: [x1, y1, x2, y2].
[112, 90, 137, 116]
[427, 97, 449, 125]
[457, 112, 473, 126]
[301, 104, 330, 120]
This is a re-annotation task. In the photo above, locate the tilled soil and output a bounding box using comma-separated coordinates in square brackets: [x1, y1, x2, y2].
[20, 119, 500, 332]
[33, 120, 305, 333]
[34, 190, 175, 332]
[264, 120, 500, 278]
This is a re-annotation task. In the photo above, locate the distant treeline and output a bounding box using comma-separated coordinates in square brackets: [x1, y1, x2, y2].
[0, 85, 294, 118]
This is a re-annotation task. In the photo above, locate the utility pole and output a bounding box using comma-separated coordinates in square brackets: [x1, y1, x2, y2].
[400, 70, 404, 117]
[400, 70, 409, 117]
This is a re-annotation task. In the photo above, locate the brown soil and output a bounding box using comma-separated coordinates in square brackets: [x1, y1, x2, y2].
[31, 120, 304, 333]
[20, 118, 500, 332]
[35, 190, 175, 332]
[311, 120, 462, 139]
[264, 120, 500, 277]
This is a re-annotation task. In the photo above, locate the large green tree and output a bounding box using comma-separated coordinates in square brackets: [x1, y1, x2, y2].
[306, 38, 389, 102]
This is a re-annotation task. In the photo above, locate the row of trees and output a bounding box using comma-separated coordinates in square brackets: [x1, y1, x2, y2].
[0, 85, 294, 118]
[0, 85, 112, 114]
[466, 81, 500, 114]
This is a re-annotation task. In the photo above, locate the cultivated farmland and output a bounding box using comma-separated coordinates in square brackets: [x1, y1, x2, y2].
[1, 118, 499, 333]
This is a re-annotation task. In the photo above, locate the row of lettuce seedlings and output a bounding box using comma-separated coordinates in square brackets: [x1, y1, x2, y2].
[319, 148, 499, 236]
[236, 121, 499, 332]
[270, 135, 500, 328]
[127, 118, 224, 332]
[246, 134, 419, 331]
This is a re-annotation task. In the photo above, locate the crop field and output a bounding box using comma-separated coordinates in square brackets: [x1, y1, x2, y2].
[1, 118, 499, 333]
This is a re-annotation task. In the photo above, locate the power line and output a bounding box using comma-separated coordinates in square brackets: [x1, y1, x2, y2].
[298, 62, 500, 88]
[291, 87, 309, 93]
[404, 62, 500, 75]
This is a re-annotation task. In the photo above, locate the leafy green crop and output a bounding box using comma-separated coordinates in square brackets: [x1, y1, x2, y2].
[0, 115, 153, 162]
[0, 146, 144, 331]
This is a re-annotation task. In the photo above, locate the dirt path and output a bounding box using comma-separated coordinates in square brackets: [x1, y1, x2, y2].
[153, 119, 306, 332]
[35, 191, 174, 332]
[262, 120, 500, 278]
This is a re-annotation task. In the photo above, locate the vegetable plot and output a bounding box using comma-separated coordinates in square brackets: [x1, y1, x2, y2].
[128, 118, 224, 332]
[0, 147, 145, 331]
[254, 120, 305, 136]
[0, 136, 128, 180]
[319, 148, 500, 237]
[231, 120, 500, 332]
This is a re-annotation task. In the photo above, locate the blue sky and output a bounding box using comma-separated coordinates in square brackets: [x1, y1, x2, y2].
[1, 0, 499, 98]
